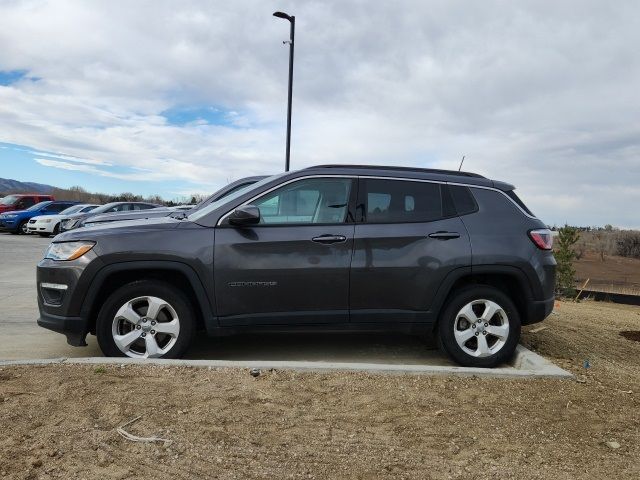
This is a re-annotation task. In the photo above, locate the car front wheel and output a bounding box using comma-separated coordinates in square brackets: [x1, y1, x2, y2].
[96, 280, 195, 359]
[438, 286, 520, 368]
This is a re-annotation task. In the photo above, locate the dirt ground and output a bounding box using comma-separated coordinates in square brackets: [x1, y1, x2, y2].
[574, 251, 640, 289]
[1, 300, 639, 480]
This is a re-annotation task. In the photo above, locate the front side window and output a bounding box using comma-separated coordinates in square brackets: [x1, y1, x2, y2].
[18, 197, 36, 209]
[252, 177, 352, 225]
[44, 203, 69, 213]
[360, 179, 443, 223]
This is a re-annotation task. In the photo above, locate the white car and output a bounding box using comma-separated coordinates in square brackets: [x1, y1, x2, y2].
[27, 204, 100, 236]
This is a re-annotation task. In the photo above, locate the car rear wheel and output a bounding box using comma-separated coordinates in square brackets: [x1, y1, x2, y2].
[96, 280, 195, 359]
[438, 286, 520, 368]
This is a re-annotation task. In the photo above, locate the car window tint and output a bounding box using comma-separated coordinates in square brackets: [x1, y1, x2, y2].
[19, 197, 36, 209]
[362, 179, 443, 223]
[217, 182, 255, 201]
[52, 203, 69, 212]
[449, 185, 478, 216]
[253, 178, 351, 225]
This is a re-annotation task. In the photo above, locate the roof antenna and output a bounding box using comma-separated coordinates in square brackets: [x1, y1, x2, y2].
[458, 155, 465, 172]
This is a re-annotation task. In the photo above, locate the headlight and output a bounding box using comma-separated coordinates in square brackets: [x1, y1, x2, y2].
[44, 241, 96, 261]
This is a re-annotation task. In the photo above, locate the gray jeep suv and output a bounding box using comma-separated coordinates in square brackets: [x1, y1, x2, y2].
[36, 165, 556, 367]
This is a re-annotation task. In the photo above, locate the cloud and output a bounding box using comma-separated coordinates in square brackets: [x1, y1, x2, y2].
[34, 158, 148, 180]
[0, 0, 639, 227]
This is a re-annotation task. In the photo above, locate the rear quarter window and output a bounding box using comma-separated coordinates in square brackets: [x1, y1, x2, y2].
[448, 185, 478, 216]
[505, 190, 534, 216]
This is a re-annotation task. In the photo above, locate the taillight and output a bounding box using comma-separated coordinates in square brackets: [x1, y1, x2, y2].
[528, 229, 553, 250]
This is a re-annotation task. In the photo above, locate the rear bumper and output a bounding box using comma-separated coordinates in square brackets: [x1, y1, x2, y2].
[523, 296, 555, 325]
[37, 311, 89, 346]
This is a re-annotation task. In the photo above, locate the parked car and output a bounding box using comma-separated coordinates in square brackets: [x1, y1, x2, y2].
[27, 204, 100, 236]
[81, 176, 267, 227]
[0, 200, 79, 234]
[36, 165, 556, 367]
[0, 193, 55, 214]
[60, 202, 161, 232]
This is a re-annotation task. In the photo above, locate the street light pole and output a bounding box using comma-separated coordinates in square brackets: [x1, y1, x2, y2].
[273, 11, 295, 172]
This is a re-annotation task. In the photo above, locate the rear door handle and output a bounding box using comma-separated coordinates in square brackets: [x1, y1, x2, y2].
[428, 231, 460, 240]
[312, 234, 347, 244]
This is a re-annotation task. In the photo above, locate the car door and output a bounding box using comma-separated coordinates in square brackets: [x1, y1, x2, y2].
[350, 177, 471, 323]
[214, 176, 356, 326]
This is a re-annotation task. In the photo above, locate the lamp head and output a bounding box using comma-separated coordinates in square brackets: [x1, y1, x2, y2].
[273, 11, 292, 22]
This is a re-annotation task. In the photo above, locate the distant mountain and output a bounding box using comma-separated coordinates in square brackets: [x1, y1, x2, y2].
[0, 177, 55, 195]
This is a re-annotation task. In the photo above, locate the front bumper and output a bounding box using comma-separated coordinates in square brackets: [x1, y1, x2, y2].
[0, 219, 19, 232]
[36, 251, 103, 346]
[28, 223, 54, 234]
[37, 311, 89, 346]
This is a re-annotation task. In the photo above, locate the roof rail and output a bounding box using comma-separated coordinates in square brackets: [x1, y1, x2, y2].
[305, 164, 485, 178]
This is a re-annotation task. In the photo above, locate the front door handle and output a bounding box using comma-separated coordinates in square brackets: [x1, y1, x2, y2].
[428, 231, 460, 240]
[312, 234, 347, 244]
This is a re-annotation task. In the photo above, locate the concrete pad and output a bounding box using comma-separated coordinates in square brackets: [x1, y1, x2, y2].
[0, 345, 573, 379]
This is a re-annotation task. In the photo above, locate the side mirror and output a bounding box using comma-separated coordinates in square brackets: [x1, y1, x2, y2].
[228, 205, 261, 226]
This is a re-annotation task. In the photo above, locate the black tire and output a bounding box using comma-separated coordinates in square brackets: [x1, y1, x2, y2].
[438, 285, 521, 368]
[38, 233, 50, 237]
[96, 280, 195, 359]
[52, 223, 60, 235]
[17, 220, 28, 235]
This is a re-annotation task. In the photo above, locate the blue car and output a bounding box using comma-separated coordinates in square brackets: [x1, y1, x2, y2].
[0, 201, 79, 234]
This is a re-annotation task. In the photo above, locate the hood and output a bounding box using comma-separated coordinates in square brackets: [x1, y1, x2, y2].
[87, 209, 172, 224]
[31, 214, 66, 222]
[0, 209, 23, 216]
[55, 215, 184, 241]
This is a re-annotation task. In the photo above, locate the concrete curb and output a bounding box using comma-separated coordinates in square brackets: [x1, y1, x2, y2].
[0, 345, 573, 379]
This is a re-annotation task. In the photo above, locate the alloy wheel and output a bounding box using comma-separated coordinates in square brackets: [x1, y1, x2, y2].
[453, 299, 509, 358]
[111, 296, 181, 358]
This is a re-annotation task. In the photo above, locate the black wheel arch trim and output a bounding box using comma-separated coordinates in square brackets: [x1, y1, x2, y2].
[79, 260, 216, 333]
[429, 264, 537, 331]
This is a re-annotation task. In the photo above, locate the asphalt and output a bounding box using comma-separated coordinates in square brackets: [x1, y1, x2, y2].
[0, 232, 571, 378]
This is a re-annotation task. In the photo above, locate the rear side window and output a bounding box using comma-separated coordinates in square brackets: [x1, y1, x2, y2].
[449, 185, 478, 216]
[505, 190, 534, 216]
[359, 179, 443, 223]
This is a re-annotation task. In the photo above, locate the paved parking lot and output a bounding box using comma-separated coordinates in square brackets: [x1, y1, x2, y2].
[0, 232, 454, 364]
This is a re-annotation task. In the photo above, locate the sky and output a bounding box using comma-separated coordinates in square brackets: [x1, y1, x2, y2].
[0, 0, 638, 226]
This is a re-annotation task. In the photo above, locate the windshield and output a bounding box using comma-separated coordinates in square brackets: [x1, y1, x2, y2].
[59, 204, 86, 215]
[188, 174, 281, 222]
[0, 195, 19, 206]
[27, 201, 50, 211]
[90, 203, 120, 214]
